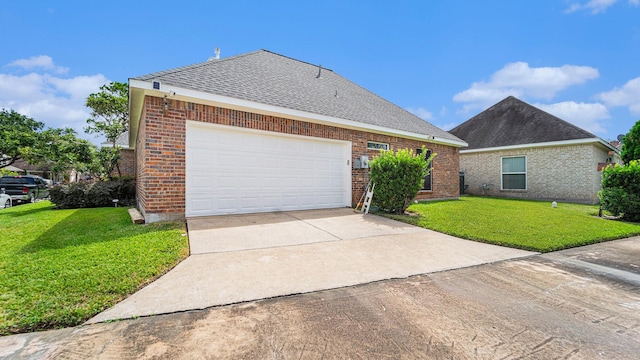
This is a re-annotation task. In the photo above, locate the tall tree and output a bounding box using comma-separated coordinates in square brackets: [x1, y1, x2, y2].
[0, 109, 44, 168]
[30, 128, 96, 174]
[84, 81, 129, 178]
[1, 109, 96, 176]
[85, 81, 129, 146]
[622, 119, 640, 164]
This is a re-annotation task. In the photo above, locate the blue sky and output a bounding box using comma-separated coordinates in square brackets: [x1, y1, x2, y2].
[1, 1, 639, 144]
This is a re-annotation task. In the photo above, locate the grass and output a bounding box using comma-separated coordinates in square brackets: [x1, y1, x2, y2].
[384, 196, 640, 253]
[0, 201, 189, 335]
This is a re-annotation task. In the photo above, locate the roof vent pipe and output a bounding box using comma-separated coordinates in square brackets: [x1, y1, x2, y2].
[208, 48, 221, 62]
[316, 65, 322, 78]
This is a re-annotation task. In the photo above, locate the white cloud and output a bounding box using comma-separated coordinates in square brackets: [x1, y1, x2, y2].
[534, 101, 610, 134]
[0, 56, 108, 143]
[566, 0, 639, 13]
[453, 62, 599, 111]
[406, 107, 434, 121]
[566, 0, 617, 14]
[7, 55, 69, 74]
[597, 76, 640, 114]
[437, 122, 459, 131]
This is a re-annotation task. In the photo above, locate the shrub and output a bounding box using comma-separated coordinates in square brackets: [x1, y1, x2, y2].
[621, 119, 640, 164]
[50, 178, 136, 209]
[369, 147, 434, 214]
[599, 160, 640, 222]
[1, 169, 18, 176]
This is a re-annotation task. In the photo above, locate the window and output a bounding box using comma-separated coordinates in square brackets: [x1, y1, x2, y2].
[501, 156, 526, 190]
[367, 141, 389, 151]
[416, 148, 433, 191]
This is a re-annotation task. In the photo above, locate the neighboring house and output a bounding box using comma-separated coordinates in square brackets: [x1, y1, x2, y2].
[129, 50, 466, 222]
[450, 96, 620, 204]
[100, 131, 135, 177]
[2, 165, 25, 174]
[10, 159, 59, 181]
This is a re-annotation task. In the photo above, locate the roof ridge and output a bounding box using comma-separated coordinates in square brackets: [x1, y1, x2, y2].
[259, 49, 334, 72]
[131, 50, 264, 80]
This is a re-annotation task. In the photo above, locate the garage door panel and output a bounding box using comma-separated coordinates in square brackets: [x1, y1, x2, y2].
[191, 174, 215, 187]
[186, 122, 351, 217]
[191, 198, 214, 213]
[218, 197, 237, 210]
[240, 196, 260, 209]
[218, 175, 239, 188]
[262, 196, 281, 207]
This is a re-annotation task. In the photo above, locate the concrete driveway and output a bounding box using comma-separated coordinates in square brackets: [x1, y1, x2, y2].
[88, 208, 534, 323]
[3, 236, 639, 359]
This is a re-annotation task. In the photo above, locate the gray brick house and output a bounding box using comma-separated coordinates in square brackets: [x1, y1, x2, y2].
[450, 96, 620, 204]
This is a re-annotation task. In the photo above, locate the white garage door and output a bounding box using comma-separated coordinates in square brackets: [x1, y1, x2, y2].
[186, 121, 352, 217]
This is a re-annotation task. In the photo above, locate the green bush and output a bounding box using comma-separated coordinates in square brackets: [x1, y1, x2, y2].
[1, 169, 18, 176]
[621, 119, 640, 164]
[369, 147, 434, 214]
[50, 178, 136, 209]
[599, 160, 640, 222]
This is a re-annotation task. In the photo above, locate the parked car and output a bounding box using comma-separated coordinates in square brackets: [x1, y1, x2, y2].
[0, 189, 11, 208]
[0, 175, 50, 204]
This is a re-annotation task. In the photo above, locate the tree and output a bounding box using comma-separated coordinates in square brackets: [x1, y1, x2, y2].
[85, 81, 129, 146]
[368, 147, 435, 214]
[15, 127, 96, 178]
[87, 147, 121, 178]
[0, 109, 44, 168]
[84, 81, 129, 178]
[599, 160, 640, 222]
[34, 128, 95, 174]
[621, 119, 640, 164]
[1, 108, 96, 177]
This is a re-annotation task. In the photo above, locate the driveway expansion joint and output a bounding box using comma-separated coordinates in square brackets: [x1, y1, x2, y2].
[285, 211, 344, 241]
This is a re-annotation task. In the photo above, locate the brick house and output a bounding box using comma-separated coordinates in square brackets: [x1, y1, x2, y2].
[129, 50, 466, 222]
[101, 132, 135, 178]
[450, 96, 621, 204]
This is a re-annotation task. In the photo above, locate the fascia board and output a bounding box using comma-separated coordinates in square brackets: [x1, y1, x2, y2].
[460, 138, 618, 154]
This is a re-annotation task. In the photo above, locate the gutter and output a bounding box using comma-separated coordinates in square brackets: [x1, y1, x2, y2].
[460, 138, 620, 154]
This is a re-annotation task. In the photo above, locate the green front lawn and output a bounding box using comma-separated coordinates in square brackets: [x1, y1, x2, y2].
[386, 196, 640, 252]
[0, 201, 189, 335]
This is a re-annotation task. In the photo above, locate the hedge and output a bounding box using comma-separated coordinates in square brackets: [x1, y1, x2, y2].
[599, 160, 640, 222]
[49, 178, 136, 209]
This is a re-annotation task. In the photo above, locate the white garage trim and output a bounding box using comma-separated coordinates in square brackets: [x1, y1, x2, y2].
[186, 121, 352, 217]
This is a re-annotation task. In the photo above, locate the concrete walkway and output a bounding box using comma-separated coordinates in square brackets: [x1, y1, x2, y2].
[88, 208, 535, 323]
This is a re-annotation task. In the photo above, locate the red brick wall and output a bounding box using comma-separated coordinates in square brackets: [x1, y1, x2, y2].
[136, 96, 460, 221]
[136, 97, 186, 222]
[135, 105, 148, 217]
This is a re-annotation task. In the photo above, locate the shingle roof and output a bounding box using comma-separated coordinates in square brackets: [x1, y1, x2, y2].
[132, 50, 461, 143]
[449, 96, 597, 150]
[101, 131, 130, 148]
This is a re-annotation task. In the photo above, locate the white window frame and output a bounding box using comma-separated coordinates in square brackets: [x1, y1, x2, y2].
[501, 156, 527, 190]
[367, 141, 389, 151]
